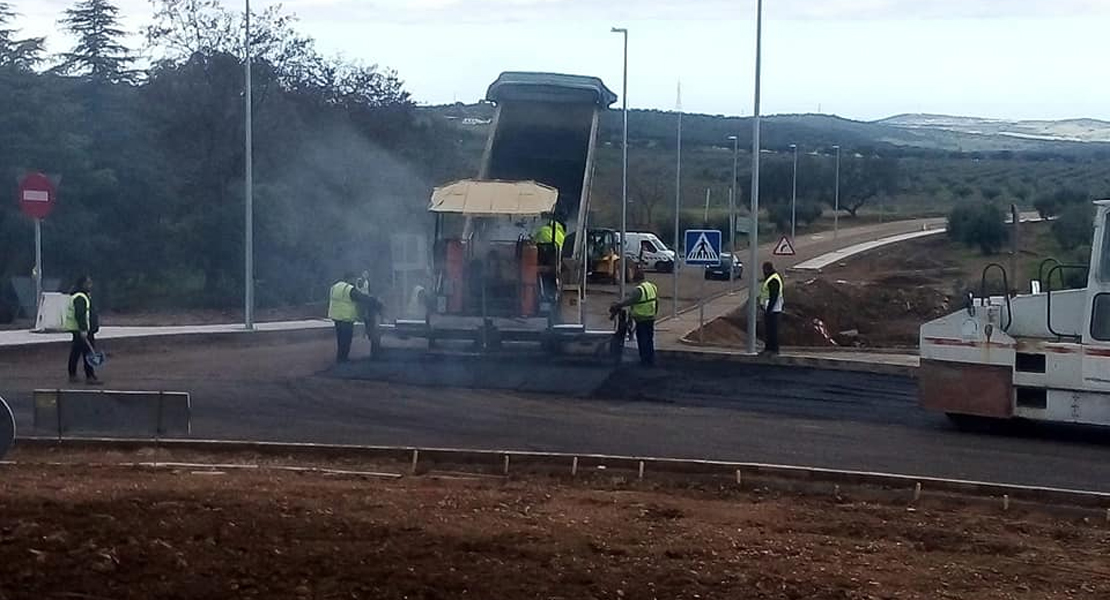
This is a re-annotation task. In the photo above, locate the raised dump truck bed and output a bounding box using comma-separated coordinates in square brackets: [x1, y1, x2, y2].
[481, 72, 617, 272]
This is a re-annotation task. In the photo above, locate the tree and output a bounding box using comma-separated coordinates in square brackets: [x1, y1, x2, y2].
[833, 155, 899, 218]
[145, 0, 237, 60]
[0, 2, 44, 69]
[55, 0, 137, 83]
[947, 203, 1007, 255]
[768, 201, 822, 233]
[1052, 202, 1095, 252]
[1034, 188, 1087, 219]
[629, 170, 668, 228]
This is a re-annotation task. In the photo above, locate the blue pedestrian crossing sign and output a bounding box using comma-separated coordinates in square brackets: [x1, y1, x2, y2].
[684, 229, 722, 267]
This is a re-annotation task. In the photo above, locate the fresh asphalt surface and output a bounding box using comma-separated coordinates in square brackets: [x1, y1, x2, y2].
[2, 331, 1110, 493]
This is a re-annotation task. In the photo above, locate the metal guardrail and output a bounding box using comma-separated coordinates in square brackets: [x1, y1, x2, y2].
[33, 389, 190, 439]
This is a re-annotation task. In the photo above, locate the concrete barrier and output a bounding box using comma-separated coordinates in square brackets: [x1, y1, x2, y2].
[33, 389, 190, 439]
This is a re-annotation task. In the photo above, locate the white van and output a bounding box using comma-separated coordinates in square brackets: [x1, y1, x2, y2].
[620, 232, 676, 273]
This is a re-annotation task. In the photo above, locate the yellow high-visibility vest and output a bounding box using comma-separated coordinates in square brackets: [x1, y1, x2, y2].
[630, 281, 658, 321]
[760, 272, 785, 313]
[328, 282, 358, 322]
[535, 222, 566, 250]
[63, 292, 91, 332]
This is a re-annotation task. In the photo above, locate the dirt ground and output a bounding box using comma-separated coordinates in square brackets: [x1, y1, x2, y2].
[694, 225, 1055, 350]
[1, 452, 1108, 600]
[697, 276, 952, 349]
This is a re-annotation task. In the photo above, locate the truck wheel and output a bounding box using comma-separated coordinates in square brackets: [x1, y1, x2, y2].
[656, 261, 674, 273]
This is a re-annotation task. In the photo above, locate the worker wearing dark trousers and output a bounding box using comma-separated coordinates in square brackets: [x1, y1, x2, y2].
[610, 271, 659, 366]
[760, 262, 784, 355]
[64, 274, 101, 385]
[328, 273, 376, 363]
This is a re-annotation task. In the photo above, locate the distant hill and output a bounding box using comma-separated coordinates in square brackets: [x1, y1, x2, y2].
[876, 114, 1110, 144]
[420, 103, 1110, 157]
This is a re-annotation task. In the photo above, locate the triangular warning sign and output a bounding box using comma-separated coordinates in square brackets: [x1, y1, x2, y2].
[773, 236, 796, 256]
[686, 233, 719, 263]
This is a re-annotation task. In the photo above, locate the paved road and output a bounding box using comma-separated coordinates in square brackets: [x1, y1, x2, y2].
[3, 331, 1109, 492]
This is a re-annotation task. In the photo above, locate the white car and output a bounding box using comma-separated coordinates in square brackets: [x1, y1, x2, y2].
[620, 232, 676, 273]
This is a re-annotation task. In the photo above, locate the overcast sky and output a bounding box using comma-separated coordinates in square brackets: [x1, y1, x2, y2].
[12, 0, 1110, 121]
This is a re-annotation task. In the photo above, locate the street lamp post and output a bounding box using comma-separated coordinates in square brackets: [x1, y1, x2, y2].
[790, 143, 798, 241]
[728, 134, 739, 285]
[833, 144, 841, 240]
[745, 0, 763, 356]
[244, 0, 255, 330]
[673, 80, 682, 318]
[612, 26, 629, 300]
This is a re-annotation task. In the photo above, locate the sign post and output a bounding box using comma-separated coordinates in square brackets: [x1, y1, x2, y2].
[684, 229, 722, 344]
[18, 173, 57, 321]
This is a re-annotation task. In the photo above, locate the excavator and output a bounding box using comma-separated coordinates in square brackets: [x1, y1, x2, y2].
[566, 228, 642, 284]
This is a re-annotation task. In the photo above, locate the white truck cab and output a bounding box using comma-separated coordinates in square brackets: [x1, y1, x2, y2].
[620, 232, 675, 273]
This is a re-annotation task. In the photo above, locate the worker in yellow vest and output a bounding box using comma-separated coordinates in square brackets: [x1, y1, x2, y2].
[609, 270, 659, 366]
[759, 261, 785, 355]
[534, 214, 566, 255]
[328, 273, 376, 363]
[63, 274, 101, 385]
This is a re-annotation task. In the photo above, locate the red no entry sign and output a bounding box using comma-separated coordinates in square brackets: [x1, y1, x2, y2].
[18, 172, 56, 220]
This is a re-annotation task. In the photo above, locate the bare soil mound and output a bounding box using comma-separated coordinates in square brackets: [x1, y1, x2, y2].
[698, 278, 951, 349]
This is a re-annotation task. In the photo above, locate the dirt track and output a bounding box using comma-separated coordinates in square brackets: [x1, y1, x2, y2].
[2, 453, 1108, 600]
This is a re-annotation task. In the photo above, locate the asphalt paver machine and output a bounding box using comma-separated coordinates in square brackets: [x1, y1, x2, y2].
[388, 72, 618, 351]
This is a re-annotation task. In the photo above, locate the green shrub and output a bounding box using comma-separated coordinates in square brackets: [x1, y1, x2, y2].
[948, 203, 1007, 255]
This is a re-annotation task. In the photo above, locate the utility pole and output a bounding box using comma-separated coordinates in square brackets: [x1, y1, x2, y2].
[703, 188, 711, 226]
[790, 143, 798, 241]
[673, 80, 682, 317]
[728, 134, 739, 285]
[244, 0, 255, 330]
[833, 144, 841, 241]
[745, 0, 763, 355]
[612, 27, 629, 300]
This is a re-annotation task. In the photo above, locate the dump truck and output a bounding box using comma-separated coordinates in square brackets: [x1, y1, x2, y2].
[919, 200, 1110, 427]
[389, 72, 617, 350]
